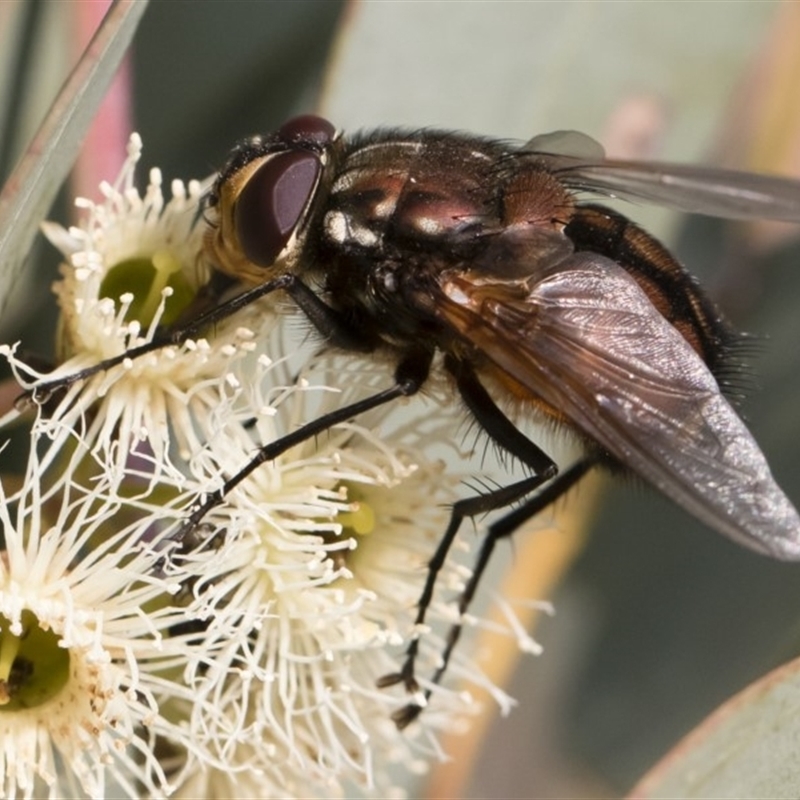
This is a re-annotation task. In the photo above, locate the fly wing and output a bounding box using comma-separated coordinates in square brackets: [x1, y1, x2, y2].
[558, 158, 800, 222]
[521, 131, 800, 222]
[436, 252, 800, 559]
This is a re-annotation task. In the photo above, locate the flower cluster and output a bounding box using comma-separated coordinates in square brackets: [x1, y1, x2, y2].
[0, 136, 521, 798]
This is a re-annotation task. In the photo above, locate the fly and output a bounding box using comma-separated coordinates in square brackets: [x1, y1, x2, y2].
[24, 115, 800, 726]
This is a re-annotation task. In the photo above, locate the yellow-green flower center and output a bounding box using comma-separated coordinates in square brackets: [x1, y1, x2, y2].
[315, 484, 376, 573]
[0, 610, 70, 710]
[337, 487, 376, 537]
[99, 251, 195, 328]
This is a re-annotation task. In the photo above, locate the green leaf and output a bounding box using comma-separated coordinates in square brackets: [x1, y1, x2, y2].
[632, 656, 800, 798]
[0, 0, 148, 315]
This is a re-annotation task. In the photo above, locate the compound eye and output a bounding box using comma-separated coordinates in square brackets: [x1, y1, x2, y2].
[235, 151, 321, 267]
[277, 114, 336, 147]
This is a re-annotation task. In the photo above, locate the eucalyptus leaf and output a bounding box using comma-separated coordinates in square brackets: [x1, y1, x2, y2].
[0, 0, 148, 315]
[631, 656, 800, 798]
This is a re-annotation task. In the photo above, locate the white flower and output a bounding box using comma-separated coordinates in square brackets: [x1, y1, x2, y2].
[0, 428, 205, 799]
[168, 353, 501, 797]
[1, 133, 280, 478]
[1, 135, 533, 798]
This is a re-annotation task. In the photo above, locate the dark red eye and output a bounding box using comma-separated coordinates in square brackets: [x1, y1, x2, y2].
[277, 115, 336, 147]
[235, 151, 321, 267]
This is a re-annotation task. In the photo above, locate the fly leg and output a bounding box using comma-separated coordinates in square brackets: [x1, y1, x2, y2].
[169, 348, 433, 541]
[19, 269, 379, 409]
[390, 456, 596, 729]
[379, 472, 555, 721]
[162, 274, 428, 538]
[380, 356, 578, 724]
[18, 273, 300, 407]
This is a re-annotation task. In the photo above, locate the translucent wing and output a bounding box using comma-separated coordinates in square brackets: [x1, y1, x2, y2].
[436, 252, 800, 559]
[522, 131, 800, 222]
[525, 130, 606, 160]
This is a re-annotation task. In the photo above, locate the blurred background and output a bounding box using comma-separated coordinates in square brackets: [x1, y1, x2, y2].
[2, 1, 800, 796]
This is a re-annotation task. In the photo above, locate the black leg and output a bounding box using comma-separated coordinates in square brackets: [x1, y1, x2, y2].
[446, 354, 557, 476]
[379, 358, 561, 712]
[20, 273, 300, 406]
[377, 472, 553, 689]
[391, 456, 597, 729]
[19, 270, 380, 408]
[169, 348, 434, 541]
